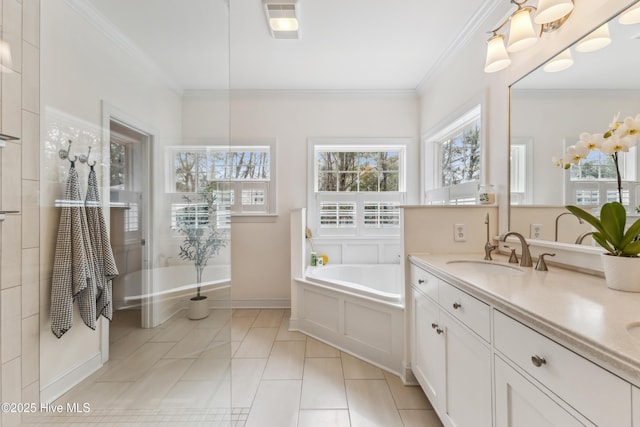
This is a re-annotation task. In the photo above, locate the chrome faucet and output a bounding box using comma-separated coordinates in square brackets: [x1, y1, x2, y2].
[499, 231, 533, 267]
[555, 212, 583, 242]
[484, 213, 497, 260]
[575, 231, 594, 245]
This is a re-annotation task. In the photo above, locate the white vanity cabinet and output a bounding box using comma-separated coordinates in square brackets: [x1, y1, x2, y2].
[410, 265, 492, 427]
[409, 257, 636, 427]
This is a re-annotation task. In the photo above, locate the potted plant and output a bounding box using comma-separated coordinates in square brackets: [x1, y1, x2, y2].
[176, 191, 227, 319]
[557, 113, 640, 291]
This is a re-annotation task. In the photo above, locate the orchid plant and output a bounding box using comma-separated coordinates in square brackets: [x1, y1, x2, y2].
[555, 113, 640, 257]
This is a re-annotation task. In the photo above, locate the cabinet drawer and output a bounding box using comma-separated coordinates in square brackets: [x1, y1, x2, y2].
[439, 280, 490, 342]
[494, 310, 631, 427]
[410, 263, 438, 300]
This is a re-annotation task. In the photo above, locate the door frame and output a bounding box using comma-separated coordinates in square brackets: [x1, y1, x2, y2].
[101, 101, 154, 362]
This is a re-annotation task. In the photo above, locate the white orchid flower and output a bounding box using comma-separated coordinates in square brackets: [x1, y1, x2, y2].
[576, 132, 602, 151]
[564, 144, 588, 164]
[601, 134, 628, 155]
[552, 154, 568, 169]
[608, 112, 621, 132]
[618, 115, 640, 141]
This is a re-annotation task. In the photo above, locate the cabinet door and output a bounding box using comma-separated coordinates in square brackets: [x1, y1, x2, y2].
[441, 310, 491, 427]
[495, 356, 590, 427]
[412, 288, 444, 406]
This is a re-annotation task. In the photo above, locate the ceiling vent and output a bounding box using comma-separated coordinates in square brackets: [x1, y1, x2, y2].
[263, 0, 300, 39]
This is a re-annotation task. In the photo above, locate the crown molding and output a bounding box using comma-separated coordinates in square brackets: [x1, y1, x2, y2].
[183, 88, 419, 99]
[64, 0, 183, 95]
[416, 0, 505, 94]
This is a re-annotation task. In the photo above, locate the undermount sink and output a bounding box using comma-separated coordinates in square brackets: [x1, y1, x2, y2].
[446, 260, 526, 276]
[626, 322, 640, 341]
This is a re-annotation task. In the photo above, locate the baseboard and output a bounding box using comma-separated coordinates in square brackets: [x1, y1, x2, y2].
[40, 352, 103, 404]
[231, 298, 291, 309]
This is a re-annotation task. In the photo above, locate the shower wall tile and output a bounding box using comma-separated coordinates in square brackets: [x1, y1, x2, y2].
[2, 0, 22, 74]
[21, 110, 39, 181]
[21, 314, 38, 386]
[21, 247, 39, 317]
[22, 0, 40, 48]
[21, 41, 39, 114]
[1, 140, 21, 210]
[21, 179, 39, 248]
[1, 215, 21, 289]
[1, 286, 22, 363]
[1, 357, 21, 427]
[0, 71, 21, 137]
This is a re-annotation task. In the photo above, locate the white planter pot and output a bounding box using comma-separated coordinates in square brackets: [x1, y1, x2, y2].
[601, 253, 640, 292]
[188, 296, 210, 320]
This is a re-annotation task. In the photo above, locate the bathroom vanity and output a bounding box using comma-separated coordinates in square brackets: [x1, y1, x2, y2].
[408, 254, 640, 427]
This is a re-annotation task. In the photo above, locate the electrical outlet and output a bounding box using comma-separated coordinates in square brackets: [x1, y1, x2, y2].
[454, 224, 466, 242]
[531, 224, 543, 239]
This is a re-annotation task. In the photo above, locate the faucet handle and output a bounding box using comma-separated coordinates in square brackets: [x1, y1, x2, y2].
[535, 253, 556, 271]
[505, 246, 519, 264]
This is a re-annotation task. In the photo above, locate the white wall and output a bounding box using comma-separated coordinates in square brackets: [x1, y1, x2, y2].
[183, 91, 419, 306]
[419, 0, 638, 233]
[40, 0, 183, 400]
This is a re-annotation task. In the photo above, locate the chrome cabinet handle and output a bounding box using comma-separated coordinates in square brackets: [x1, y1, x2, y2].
[431, 323, 438, 329]
[418, 279, 425, 284]
[531, 355, 546, 367]
[436, 327, 444, 335]
[452, 302, 461, 309]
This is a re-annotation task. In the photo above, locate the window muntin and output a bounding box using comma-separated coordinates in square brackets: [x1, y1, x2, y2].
[168, 144, 275, 216]
[312, 143, 406, 236]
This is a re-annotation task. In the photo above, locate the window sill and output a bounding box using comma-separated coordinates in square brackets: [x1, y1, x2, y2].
[231, 214, 279, 223]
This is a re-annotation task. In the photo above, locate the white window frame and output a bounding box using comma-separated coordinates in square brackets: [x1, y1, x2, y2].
[308, 138, 408, 237]
[423, 103, 484, 204]
[166, 140, 277, 219]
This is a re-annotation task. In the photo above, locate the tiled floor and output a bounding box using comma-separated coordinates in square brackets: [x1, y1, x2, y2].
[23, 308, 443, 427]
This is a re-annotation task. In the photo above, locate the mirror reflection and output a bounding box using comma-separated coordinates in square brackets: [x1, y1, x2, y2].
[510, 1, 640, 244]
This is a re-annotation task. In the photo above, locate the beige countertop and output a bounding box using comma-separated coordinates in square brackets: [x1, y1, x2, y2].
[409, 253, 640, 386]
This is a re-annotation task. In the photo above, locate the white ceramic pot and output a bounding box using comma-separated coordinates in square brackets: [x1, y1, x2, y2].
[188, 296, 210, 320]
[601, 253, 640, 292]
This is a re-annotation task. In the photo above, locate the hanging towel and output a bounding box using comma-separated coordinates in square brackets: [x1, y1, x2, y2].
[51, 163, 97, 337]
[85, 165, 119, 321]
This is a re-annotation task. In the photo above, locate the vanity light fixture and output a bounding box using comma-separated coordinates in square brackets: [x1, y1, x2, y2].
[263, 0, 300, 39]
[619, 2, 640, 25]
[0, 38, 13, 73]
[484, 0, 574, 73]
[575, 23, 611, 52]
[543, 48, 573, 72]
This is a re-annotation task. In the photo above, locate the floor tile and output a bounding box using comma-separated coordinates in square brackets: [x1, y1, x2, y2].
[341, 352, 384, 379]
[251, 309, 285, 327]
[244, 380, 301, 427]
[96, 342, 176, 382]
[163, 327, 219, 359]
[298, 409, 351, 427]
[383, 371, 432, 410]
[233, 309, 261, 318]
[276, 318, 308, 341]
[262, 340, 306, 380]
[399, 409, 444, 427]
[231, 316, 256, 341]
[231, 358, 267, 408]
[233, 327, 277, 358]
[305, 337, 340, 358]
[300, 358, 347, 409]
[345, 379, 404, 427]
[109, 327, 163, 360]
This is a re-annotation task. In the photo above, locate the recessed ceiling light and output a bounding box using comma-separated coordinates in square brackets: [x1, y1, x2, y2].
[263, 0, 300, 39]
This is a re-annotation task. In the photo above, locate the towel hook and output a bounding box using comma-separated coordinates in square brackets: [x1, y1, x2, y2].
[79, 146, 96, 167]
[58, 139, 78, 164]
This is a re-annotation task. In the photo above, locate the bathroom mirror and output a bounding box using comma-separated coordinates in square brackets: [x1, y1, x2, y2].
[509, 1, 640, 244]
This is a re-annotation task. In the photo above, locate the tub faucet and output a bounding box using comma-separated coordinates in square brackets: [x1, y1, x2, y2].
[484, 213, 497, 260]
[499, 231, 533, 267]
[555, 212, 583, 242]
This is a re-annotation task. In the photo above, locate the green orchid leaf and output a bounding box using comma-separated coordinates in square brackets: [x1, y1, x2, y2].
[592, 232, 617, 255]
[565, 206, 606, 235]
[621, 240, 640, 257]
[620, 218, 640, 252]
[599, 202, 626, 248]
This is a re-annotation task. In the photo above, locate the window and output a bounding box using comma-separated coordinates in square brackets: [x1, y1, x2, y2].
[167, 142, 276, 217]
[424, 105, 482, 204]
[565, 144, 637, 208]
[309, 140, 407, 236]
